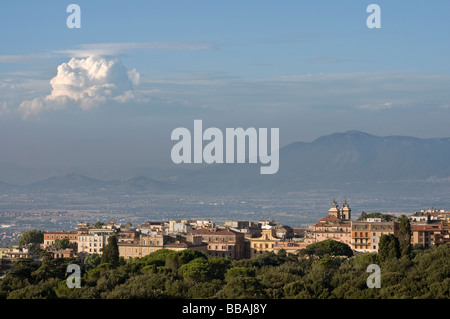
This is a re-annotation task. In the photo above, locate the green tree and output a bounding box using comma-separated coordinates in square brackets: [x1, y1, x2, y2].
[398, 215, 412, 257]
[84, 253, 101, 270]
[53, 238, 72, 250]
[208, 257, 231, 280]
[101, 236, 119, 267]
[93, 222, 105, 229]
[378, 234, 400, 262]
[177, 258, 213, 282]
[18, 230, 44, 254]
[18, 230, 45, 246]
[165, 249, 207, 273]
[218, 276, 267, 299]
[7, 278, 59, 299]
[299, 239, 353, 258]
[224, 267, 255, 281]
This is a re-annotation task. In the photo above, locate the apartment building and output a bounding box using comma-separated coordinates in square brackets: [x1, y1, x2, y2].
[118, 233, 207, 259]
[411, 222, 450, 247]
[192, 228, 246, 260]
[351, 218, 399, 252]
[77, 228, 115, 255]
[43, 231, 79, 248]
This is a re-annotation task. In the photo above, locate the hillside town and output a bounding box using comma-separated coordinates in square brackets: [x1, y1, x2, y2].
[1, 201, 449, 276]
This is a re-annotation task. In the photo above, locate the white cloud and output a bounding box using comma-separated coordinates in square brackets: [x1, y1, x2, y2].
[19, 56, 140, 117]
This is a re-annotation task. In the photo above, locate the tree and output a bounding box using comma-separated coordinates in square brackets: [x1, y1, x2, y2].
[218, 276, 267, 299]
[18, 230, 45, 246]
[84, 253, 101, 270]
[101, 236, 119, 267]
[398, 215, 412, 257]
[177, 258, 213, 282]
[53, 238, 72, 250]
[224, 267, 256, 281]
[93, 222, 105, 229]
[378, 234, 400, 262]
[299, 239, 353, 258]
[165, 249, 207, 273]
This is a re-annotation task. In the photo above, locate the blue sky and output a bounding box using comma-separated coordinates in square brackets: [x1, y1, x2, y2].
[1, 1, 450, 170]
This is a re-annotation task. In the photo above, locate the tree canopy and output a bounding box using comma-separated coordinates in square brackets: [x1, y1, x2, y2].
[299, 239, 354, 258]
[1, 243, 448, 299]
[101, 236, 119, 267]
[18, 230, 44, 246]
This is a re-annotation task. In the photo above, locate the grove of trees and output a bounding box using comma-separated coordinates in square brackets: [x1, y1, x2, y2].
[1, 239, 448, 299]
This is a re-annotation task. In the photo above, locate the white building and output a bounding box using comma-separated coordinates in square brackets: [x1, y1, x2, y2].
[77, 229, 115, 255]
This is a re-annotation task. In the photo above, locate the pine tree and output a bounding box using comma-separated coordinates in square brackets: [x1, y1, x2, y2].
[101, 236, 119, 267]
[378, 234, 400, 262]
[398, 215, 412, 257]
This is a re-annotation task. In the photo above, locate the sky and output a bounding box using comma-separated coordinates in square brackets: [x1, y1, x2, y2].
[1, 0, 450, 171]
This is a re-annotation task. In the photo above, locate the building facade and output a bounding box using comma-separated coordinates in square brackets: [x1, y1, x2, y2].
[249, 229, 279, 257]
[193, 228, 246, 259]
[77, 229, 115, 255]
[43, 231, 78, 248]
[351, 218, 399, 252]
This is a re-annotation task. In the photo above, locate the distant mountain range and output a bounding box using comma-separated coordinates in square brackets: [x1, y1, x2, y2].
[1, 130, 450, 195]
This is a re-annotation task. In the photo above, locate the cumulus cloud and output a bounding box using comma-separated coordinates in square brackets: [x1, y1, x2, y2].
[19, 56, 140, 117]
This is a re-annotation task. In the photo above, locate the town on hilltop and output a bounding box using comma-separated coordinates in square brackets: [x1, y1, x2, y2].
[1, 201, 449, 274]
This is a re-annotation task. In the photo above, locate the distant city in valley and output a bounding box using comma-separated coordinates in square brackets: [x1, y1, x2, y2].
[1, 130, 450, 247]
[2, 200, 448, 265]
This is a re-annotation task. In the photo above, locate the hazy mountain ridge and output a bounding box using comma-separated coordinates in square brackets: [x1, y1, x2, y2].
[1, 130, 450, 195]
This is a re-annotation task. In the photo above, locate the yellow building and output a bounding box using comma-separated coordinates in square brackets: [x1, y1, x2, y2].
[351, 218, 398, 252]
[249, 229, 279, 257]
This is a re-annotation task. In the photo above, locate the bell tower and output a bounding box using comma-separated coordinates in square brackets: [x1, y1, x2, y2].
[341, 199, 351, 220]
[328, 200, 340, 219]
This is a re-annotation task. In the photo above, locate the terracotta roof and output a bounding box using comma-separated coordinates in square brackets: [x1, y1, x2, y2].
[165, 241, 189, 248]
[319, 215, 342, 222]
[411, 225, 442, 231]
[193, 229, 239, 236]
[45, 231, 78, 234]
